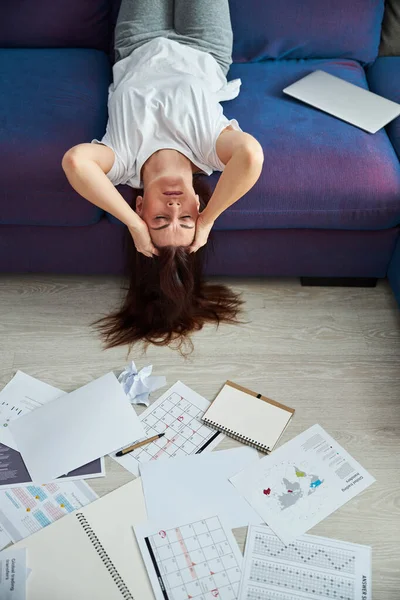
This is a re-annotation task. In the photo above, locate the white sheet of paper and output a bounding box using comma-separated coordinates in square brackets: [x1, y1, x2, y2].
[112, 381, 224, 476]
[0, 524, 12, 551]
[135, 513, 243, 600]
[9, 373, 145, 482]
[0, 547, 27, 600]
[140, 447, 262, 529]
[238, 525, 372, 600]
[0, 371, 65, 451]
[0, 480, 98, 543]
[230, 424, 376, 545]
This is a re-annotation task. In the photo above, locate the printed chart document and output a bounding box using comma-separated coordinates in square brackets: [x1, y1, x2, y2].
[239, 525, 371, 600]
[0, 547, 27, 600]
[0, 372, 104, 483]
[140, 447, 261, 529]
[135, 513, 243, 600]
[112, 381, 224, 476]
[0, 480, 97, 543]
[230, 424, 376, 544]
[10, 373, 145, 482]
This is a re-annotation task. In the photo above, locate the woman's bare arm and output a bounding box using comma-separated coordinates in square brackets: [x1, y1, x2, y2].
[62, 143, 158, 257]
[61, 143, 142, 228]
[202, 128, 264, 223]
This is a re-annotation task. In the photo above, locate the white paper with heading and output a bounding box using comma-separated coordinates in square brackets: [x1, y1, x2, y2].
[9, 373, 145, 482]
[0, 547, 27, 600]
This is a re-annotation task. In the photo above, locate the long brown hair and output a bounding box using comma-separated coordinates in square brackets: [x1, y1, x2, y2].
[94, 177, 243, 353]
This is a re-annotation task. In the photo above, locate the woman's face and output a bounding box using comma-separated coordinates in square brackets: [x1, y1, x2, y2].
[136, 176, 200, 247]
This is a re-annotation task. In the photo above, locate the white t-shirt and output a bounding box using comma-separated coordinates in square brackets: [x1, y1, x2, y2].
[91, 36, 242, 188]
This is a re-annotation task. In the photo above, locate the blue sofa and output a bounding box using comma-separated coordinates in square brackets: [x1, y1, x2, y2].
[0, 0, 399, 302]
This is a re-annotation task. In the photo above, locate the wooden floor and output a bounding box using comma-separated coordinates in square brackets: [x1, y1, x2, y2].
[1, 275, 400, 598]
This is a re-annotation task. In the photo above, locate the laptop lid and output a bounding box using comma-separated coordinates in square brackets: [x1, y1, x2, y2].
[283, 69, 400, 134]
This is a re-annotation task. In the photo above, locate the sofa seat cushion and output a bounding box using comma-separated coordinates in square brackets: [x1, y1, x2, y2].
[0, 49, 111, 226]
[367, 57, 400, 160]
[211, 58, 400, 231]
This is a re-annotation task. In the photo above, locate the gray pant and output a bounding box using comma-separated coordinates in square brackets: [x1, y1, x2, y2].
[114, 0, 233, 76]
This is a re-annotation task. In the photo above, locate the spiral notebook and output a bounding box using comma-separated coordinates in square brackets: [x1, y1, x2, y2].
[202, 381, 295, 453]
[12, 479, 154, 600]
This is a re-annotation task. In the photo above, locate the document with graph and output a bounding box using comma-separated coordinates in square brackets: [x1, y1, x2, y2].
[135, 513, 243, 600]
[238, 525, 371, 600]
[230, 424, 375, 544]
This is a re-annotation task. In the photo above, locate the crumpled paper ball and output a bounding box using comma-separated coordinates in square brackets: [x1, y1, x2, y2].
[118, 361, 166, 406]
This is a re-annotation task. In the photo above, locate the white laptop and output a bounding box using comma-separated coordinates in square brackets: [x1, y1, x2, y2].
[283, 69, 400, 134]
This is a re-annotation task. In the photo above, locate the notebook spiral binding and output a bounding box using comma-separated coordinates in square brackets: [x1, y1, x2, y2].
[202, 418, 270, 454]
[76, 513, 134, 600]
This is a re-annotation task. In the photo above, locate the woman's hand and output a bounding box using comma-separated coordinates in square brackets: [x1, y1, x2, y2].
[128, 219, 159, 258]
[188, 213, 214, 253]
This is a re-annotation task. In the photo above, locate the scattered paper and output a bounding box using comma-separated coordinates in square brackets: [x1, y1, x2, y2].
[0, 372, 104, 483]
[238, 525, 372, 600]
[112, 381, 224, 476]
[0, 480, 98, 543]
[118, 361, 166, 406]
[230, 424, 376, 545]
[140, 448, 262, 529]
[0, 547, 27, 600]
[135, 513, 243, 600]
[10, 373, 145, 482]
[0, 443, 105, 490]
[0, 371, 65, 451]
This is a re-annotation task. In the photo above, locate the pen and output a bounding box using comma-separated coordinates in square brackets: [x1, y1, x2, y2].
[116, 432, 165, 456]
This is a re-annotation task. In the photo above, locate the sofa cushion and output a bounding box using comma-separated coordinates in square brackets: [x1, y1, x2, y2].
[0, 0, 113, 53]
[209, 59, 400, 231]
[379, 0, 400, 56]
[230, 0, 385, 65]
[367, 57, 400, 160]
[0, 49, 111, 226]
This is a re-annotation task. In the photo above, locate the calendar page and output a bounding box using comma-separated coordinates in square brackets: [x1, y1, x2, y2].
[135, 514, 243, 600]
[238, 525, 371, 600]
[112, 382, 224, 476]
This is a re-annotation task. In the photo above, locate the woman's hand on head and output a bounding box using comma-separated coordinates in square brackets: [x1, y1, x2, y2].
[188, 213, 214, 253]
[128, 219, 159, 258]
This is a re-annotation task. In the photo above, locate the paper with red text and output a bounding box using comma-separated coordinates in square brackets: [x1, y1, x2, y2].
[111, 382, 224, 476]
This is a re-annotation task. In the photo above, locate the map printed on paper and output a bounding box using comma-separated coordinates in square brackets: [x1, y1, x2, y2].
[261, 462, 325, 511]
[112, 382, 224, 476]
[136, 515, 243, 600]
[238, 525, 371, 600]
[230, 424, 376, 545]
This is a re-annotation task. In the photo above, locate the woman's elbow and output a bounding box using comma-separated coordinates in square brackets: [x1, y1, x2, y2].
[242, 139, 264, 170]
[245, 138, 264, 171]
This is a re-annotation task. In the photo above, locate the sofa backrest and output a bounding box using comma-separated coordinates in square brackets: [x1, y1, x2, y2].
[230, 0, 385, 65]
[0, 0, 113, 53]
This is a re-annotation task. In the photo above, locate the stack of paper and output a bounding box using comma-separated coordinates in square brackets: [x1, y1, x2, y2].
[9, 372, 145, 482]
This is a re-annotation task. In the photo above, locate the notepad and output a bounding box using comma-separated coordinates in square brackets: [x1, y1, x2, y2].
[202, 381, 294, 453]
[12, 479, 153, 600]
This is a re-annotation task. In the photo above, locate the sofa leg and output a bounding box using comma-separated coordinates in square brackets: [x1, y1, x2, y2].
[300, 277, 378, 288]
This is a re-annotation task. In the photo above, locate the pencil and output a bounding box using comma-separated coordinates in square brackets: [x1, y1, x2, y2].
[115, 432, 165, 456]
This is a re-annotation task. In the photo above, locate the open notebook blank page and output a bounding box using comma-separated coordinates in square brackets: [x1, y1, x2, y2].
[202, 382, 294, 453]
